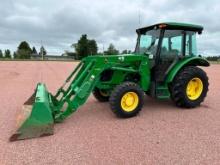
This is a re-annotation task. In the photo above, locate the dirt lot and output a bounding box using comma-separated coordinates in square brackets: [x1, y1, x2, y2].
[0, 61, 219, 165]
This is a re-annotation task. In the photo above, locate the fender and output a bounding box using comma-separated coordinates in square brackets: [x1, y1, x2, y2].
[166, 56, 210, 83]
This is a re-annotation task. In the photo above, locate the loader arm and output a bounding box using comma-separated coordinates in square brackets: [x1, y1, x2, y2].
[51, 59, 107, 122]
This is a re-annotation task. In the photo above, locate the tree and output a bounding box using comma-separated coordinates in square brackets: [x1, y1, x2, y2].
[0, 50, 3, 58]
[32, 47, 38, 55]
[40, 46, 47, 56]
[17, 49, 31, 59]
[18, 41, 32, 51]
[72, 34, 98, 60]
[38, 46, 47, 60]
[73, 34, 89, 60]
[104, 44, 119, 55]
[121, 50, 128, 54]
[121, 50, 132, 54]
[13, 52, 17, 59]
[4, 49, 11, 58]
[88, 40, 98, 55]
[16, 41, 32, 59]
[128, 50, 132, 54]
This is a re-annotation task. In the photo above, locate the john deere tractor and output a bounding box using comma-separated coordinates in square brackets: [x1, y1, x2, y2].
[10, 22, 209, 141]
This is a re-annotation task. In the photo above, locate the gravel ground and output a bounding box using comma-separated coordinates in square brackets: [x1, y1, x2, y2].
[0, 61, 219, 165]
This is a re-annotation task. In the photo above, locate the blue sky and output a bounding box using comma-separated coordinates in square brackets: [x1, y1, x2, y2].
[0, 0, 219, 55]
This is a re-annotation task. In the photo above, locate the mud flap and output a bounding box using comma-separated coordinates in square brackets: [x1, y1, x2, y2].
[9, 83, 54, 141]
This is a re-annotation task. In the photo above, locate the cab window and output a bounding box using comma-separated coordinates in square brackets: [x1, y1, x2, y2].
[185, 31, 197, 56]
[160, 30, 183, 58]
[138, 29, 160, 57]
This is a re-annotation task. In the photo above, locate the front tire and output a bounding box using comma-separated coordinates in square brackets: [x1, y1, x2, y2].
[109, 82, 144, 118]
[170, 66, 209, 108]
[93, 88, 110, 102]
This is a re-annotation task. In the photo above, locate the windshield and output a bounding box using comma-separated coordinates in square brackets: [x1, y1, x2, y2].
[136, 29, 161, 56]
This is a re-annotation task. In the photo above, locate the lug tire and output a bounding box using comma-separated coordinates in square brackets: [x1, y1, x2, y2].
[93, 88, 109, 102]
[170, 66, 209, 108]
[109, 82, 144, 118]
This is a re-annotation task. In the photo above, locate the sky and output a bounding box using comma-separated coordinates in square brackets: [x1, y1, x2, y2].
[0, 0, 219, 56]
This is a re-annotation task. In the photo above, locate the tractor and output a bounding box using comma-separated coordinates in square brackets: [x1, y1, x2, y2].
[10, 22, 209, 141]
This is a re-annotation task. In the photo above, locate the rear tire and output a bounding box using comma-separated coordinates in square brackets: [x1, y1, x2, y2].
[170, 66, 209, 108]
[93, 88, 109, 102]
[109, 82, 144, 118]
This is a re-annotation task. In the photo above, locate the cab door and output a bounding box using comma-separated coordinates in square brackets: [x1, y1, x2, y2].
[155, 30, 184, 82]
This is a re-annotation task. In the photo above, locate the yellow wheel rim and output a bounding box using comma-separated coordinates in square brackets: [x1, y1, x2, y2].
[121, 92, 139, 112]
[186, 78, 203, 100]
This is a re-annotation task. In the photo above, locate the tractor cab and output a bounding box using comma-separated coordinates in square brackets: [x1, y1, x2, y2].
[135, 22, 203, 81]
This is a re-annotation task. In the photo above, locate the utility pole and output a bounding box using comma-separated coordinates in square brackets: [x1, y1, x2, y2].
[40, 40, 44, 60]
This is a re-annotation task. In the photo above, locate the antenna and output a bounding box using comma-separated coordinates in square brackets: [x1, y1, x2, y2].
[138, 9, 142, 28]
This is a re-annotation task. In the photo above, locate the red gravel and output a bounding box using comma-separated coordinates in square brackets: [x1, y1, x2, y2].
[0, 61, 219, 165]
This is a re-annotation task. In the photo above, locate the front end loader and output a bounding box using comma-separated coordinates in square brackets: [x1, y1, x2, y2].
[10, 55, 150, 141]
[10, 22, 210, 141]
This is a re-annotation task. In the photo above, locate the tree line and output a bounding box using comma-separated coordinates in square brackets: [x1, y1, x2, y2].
[206, 56, 220, 61]
[0, 41, 47, 59]
[0, 49, 12, 59]
[67, 34, 132, 60]
[0, 34, 132, 60]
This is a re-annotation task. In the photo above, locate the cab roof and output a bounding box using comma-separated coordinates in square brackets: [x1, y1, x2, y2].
[136, 22, 204, 34]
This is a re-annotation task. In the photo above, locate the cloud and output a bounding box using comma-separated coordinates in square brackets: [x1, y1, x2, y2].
[0, 0, 219, 55]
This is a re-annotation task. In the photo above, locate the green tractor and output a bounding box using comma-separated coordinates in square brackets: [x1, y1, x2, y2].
[10, 22, 209, 141]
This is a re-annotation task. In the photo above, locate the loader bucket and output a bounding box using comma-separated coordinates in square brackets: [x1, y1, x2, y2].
[9, 83, 54, 141]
